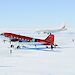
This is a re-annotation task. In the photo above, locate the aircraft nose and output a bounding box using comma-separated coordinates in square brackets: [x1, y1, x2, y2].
[0, 33, 4, 35]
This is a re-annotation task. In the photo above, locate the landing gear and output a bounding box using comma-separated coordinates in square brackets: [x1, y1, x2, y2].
[10, 50, 12, 54]
[46, 45, 53, 49]
[16, 45, 20, 49]
[46, 46, 48, 48]
[51, 44, 53, 50]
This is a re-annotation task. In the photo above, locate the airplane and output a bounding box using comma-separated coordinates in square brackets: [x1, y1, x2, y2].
[0, 32, 57, 49]
[36, 26, 67, 34]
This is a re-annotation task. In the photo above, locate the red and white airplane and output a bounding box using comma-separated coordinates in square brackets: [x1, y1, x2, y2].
[1, 32, 58, 49]
[1, 32, 54, 46]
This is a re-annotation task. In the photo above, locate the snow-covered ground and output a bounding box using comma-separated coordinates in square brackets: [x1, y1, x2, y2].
[0, 32, 75, 75]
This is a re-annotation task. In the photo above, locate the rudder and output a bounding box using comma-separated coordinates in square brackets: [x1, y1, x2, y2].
[45, 34, 54, 45]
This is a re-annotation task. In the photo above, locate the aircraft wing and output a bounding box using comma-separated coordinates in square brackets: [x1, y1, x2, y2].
[36, 26, 67, 34]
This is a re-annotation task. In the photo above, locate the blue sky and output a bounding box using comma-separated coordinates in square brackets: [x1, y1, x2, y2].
[0, 0, 75, 30]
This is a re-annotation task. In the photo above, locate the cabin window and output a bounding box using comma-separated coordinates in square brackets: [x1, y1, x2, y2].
[24, 39, 28, 42]
[27, 39, 30, 42]
[22, 38, 24, 40]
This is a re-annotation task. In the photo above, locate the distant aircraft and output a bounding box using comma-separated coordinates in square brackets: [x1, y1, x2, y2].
[36, 26, 67, 34]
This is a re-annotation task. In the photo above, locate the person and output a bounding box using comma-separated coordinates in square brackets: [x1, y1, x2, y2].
[10, 50, 12, 54]
[9, 45, 14, 54]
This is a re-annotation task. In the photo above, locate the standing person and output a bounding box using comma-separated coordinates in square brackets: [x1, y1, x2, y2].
[9, 45, 14, 54]
[10, 50, 12, 54]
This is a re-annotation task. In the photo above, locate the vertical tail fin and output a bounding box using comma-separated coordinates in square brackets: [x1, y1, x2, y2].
[45, 34, 54, 45]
